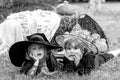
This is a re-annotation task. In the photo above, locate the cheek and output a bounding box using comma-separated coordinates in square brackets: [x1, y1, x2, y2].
[66, 50, 71, 55]
[64, 50, 70, 58]
[79, 53, 83, 57]
[30, 50, 36, 56]
[76, 50, 83, 56]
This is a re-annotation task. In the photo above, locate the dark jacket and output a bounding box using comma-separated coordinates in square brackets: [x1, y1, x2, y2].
[62, 52, 95, 76]
[20, 59, 46, 76]
[20, 51, 59, 76]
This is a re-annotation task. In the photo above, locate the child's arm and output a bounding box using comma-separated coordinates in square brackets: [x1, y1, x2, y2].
[94, 53, 114, 69]
[46, 52, 59, 72]
[84, 53, 95, 75]
[20, 60, 40, 77]
[78, 52, 95, 75]
[20, 60, 34, 75]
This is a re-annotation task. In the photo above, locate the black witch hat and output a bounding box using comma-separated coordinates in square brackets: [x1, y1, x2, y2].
[9, 33, 62, 67]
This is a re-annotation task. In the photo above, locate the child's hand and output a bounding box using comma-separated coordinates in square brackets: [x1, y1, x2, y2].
[27, 66, 37, 78]
[27, 61, 39, 77]
[29, 52, 40, 61]
[41, 66, 58, 75]
[34, 60, 39, 66]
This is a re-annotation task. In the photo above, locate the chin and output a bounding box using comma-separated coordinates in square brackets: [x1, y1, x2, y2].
[68, 58, 74, 61]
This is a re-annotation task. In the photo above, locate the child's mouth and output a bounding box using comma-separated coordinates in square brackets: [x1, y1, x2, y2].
[69, 55, 75, 57]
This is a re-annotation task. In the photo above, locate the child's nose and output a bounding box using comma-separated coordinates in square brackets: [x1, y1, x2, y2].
[70, 49, 75, 54]
[71, 48, 75, 51]
[35, 49, 41, 52]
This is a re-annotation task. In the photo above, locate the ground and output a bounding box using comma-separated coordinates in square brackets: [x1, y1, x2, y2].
[0, 2, 120, 80]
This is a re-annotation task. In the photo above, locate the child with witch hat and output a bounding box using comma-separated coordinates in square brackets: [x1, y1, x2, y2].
[9, 33, 62, 78]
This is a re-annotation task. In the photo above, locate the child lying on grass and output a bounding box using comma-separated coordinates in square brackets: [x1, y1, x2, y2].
[8, 33, 120, 78]
[9, 33, 62, 78]
[56, 34, 119, 76]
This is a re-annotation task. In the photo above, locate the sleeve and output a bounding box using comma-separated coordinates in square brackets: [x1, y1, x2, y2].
[94, 53, 114, 69]
[46, 52, 59, 72]
[78, 53, 95, 75]
[20, 60, 34, 75]
[84, 53, 95, 75]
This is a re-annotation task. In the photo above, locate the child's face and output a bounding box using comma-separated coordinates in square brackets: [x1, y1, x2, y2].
[28, 44, 47, 61]
[65, 42, 83, 61]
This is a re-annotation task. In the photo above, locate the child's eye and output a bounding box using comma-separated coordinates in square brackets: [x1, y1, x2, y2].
[74, 47, 78, 49]
[32, 47, 36, 50]
[67, 47, 71, 50]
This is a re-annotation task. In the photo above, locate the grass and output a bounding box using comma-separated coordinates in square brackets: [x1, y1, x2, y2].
[1, 53, 120, 80]
[0, 2, 120, 80]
